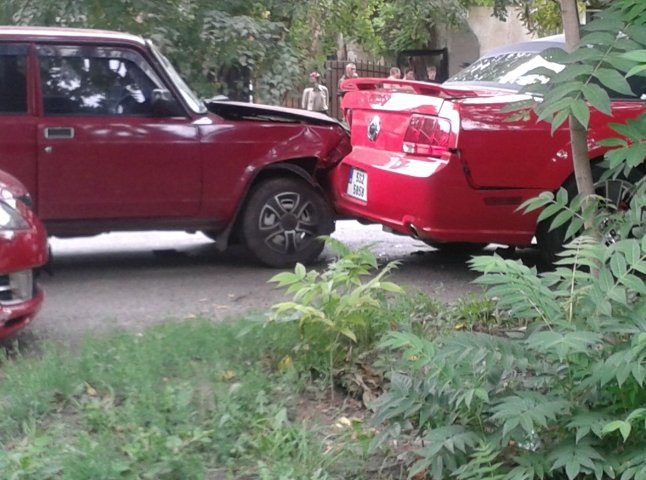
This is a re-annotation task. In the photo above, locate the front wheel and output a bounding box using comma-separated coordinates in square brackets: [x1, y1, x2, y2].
[240, 177, 334, 268]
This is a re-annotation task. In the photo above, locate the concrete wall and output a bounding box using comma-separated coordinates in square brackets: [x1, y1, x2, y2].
[442, 7, 536, 76]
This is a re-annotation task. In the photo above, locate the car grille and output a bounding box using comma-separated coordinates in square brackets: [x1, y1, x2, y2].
[0, 270, 35, 304]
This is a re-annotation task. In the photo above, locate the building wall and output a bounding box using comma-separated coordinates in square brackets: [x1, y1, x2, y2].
[443, 7, 536, 76]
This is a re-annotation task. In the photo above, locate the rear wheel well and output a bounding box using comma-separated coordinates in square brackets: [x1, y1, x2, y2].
[536, 157, 644, 263]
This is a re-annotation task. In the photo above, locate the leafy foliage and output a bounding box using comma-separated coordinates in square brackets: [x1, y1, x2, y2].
[372, 233, 646, 479]
[2, 0, 566, 104]
[370, 5, 646, 475]
[269, 237, 403, 397]
[506, 0, 646, 136]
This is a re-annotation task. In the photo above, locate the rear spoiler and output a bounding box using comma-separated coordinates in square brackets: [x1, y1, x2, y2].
[340, 77, 494, 99]
[340, 77, 447, 96]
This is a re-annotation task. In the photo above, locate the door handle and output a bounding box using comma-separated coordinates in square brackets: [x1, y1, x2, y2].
[44, 127, 75, 139]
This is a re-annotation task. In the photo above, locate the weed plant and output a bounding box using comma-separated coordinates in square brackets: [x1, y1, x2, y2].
[269, 237, 404, 399]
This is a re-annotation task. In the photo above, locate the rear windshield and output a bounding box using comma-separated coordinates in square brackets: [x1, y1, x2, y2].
[445, 51, 564, 91]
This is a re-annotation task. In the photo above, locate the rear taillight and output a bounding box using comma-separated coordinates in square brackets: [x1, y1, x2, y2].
[402, 114, 451, 156]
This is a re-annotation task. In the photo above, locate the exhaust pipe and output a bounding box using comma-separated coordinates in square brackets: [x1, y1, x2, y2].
[408, 223, 420, 239]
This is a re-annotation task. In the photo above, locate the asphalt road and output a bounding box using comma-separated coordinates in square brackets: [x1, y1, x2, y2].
[19, 220, 541, 343]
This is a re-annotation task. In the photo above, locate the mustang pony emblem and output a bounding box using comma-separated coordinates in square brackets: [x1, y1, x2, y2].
[367, 115, 380, 141]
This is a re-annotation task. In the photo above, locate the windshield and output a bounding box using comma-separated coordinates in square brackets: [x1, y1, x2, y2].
[147, 41, 206, 114]
[445, 51, 564, 91]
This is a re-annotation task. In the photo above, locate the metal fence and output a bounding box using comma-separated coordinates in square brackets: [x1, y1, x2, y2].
[282, 60, 390, 120]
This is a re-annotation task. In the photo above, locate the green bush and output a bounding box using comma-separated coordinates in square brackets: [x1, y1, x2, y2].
[370, 224, 646, 479]
[269, 237, 403, 397]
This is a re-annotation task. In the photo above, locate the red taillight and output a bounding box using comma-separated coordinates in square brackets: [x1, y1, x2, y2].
[402, 114, 451, 156]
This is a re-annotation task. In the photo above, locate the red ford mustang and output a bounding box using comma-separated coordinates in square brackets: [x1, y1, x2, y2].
[0, 26, 350, 268]
[333, 36, 645, 260]
[0, 170, 48, 339]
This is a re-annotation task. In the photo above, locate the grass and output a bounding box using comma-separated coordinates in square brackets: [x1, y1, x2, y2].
[0, 318, 377, 479]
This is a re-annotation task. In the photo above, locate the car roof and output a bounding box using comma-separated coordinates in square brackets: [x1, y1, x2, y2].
[481, 34, 565, 58]
[0, 26, 146, 47]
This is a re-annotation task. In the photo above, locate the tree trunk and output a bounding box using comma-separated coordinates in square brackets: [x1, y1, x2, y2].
[560, 0, 596, 223]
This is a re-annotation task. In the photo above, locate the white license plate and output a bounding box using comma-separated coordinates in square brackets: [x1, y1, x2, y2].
[347, 168, 368, 201]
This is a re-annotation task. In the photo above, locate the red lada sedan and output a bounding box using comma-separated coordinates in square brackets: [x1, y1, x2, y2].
[333, 36, 645, 260]
[0, 27, 350, 268]
[0, 170, 48, 339]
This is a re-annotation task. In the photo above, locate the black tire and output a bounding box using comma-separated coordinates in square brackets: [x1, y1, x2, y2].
[537, 168, 641, 264]
[241, 177, 334, 268]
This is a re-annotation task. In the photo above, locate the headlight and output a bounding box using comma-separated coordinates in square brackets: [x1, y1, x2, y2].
[0, 200, 29, 230]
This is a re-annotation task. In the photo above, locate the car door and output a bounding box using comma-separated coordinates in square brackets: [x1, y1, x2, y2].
[0, 43, 39, 198]
[35, 44, 201, 221]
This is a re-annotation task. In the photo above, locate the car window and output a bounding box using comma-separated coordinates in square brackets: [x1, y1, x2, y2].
[0, 44, 28, 114]
[37, 45, 164, 116]
[448, 47, 646, 101]
[446, 51, 564, 90]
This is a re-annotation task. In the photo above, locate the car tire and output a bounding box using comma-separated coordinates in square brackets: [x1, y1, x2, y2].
[241, 177, 334, 268]
[537, 168, 642, 264]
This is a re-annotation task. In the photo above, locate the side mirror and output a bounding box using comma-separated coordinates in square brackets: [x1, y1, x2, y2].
[151, 88, 184, 116]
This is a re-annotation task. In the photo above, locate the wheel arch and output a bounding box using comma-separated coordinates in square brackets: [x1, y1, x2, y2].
[535, 153, 645, 262]
[212, 157, 325, 250]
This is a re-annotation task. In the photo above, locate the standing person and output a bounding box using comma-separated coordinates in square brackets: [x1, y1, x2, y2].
[404, 68, 415, 80]
[337, 62, 358, 120]
[426, 65, 438, 83]
[338, 62, 358, 92]
[301, 71, 329, 114]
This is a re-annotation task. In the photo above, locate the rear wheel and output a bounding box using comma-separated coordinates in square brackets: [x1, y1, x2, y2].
[241, 178, 334, 268]
[537, 169, 641, 264]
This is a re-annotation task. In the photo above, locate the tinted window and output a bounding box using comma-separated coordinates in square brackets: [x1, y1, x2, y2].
[38, 46, 162, 116]
[0, 45, 28, 114]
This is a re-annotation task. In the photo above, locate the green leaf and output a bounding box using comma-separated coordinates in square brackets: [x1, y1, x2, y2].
[548, 441, 604, 480]
[620, 49, 646, 62]
[626, 64, 646, 78]
[580, 31, 618, 46]
[537, 202, 563, 223]
[551, 109, 570, 135]
[571, 99, 591, 128]
[554, 64, 594, 82]
[550, 209, 575, 231]
[295, 262, 307, 278]
[537, 97, 574, 122]
[269, 271, 299, 285]
[581, 83, 612, 114]
[379, 281, 404, 293]
[626, 142, 646, 168]
[621, 274, 646, 294]
[339, 327, 357, 342]
[597, 137, 628, 148]
[592, 68, 635, 96]
[602, 420, 631, 442]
